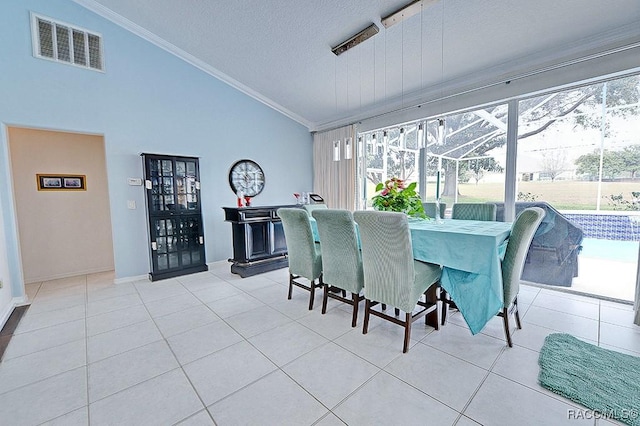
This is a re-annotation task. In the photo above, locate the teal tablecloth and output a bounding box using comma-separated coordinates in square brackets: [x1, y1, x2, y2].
[409, 219, 511, 335]
[309, 216, 511, 334]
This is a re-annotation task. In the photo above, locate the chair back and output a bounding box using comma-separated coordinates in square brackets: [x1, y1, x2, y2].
[312, 209, 363, 294]
[302, 204, 327, 216]
[502, 207, 545, 306]
[422, 202, 447, 219]
[451, 203, 497, 221]
[354, 211, 416, 312]
[277, 208, 322, 280]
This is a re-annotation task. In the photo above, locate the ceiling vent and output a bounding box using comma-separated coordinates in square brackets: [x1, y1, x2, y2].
[31, 13, 104, 71]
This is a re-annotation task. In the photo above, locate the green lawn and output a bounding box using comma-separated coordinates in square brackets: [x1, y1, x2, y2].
[365, 179, 640, 210]
[454, 180, 639, 210]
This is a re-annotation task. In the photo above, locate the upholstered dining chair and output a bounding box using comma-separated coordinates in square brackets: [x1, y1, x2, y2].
[277, 208, 323, 310]
[451, 203, 497, 221]
[422, 202, 447, 219]
[353, 211, 441, 353]
[312, 209, 364, 327]
[302, 204, 327, 216]
[499, 206, 545, 347]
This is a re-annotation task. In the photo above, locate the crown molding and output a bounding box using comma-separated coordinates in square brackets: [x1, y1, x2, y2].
[72, 0, 314, 130]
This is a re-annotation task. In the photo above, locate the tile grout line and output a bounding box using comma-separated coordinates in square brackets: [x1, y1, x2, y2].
[174, 276, 359, 422]
[135, 278, 218, 425]
[8, 269, 636, 425]
[174, 274, 301, 417]
[83, 274, 91, 426]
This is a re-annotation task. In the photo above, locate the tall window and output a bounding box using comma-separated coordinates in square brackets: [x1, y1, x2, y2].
[356, 73, 639, 301]
[358, 123, 422, 209]
[426, 105, 508, 210]
[358, 104, 508, 214]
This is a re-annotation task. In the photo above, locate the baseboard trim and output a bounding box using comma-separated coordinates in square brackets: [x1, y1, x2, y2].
[0, 296, 29, 332]
[26, 266, 114, 284]
[0, 303, 13, 332]
[114, 274, 148, 284]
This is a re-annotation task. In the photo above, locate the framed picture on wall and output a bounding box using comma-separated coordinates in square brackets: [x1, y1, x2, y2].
[63, 177, 83, 188]
[37, 174, 86, 191]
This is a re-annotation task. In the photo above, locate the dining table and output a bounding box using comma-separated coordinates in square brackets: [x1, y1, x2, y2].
[408, 218, 511, 334]
[308, 216, 512, 335]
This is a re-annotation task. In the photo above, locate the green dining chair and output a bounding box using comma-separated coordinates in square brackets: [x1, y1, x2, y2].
[422, 202, 447, 219]
[500, 206, 545, 347]
[302, 204, 327, 216]
[451, 203, 497, 221]
[354, 211, 441, 353]
[312, 209, 364, 327]
[277, 208, 323, 310]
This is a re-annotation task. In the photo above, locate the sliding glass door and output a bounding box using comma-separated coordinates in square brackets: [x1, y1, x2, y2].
[517, 75, 640, 300]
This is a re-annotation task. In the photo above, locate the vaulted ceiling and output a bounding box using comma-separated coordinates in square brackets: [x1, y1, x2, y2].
[74, 0, 640, 131]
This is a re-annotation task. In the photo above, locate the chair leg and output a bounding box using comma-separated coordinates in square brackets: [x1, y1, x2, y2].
[514, 297, 522, 329]
[321, 284, 329, 314]
[308, 279, 316, 310]
[351, 293, 359, 328]
[287, 274, 293, 300]
[403, 312, 412, 353]
[363, 299, 371, 334]
[502, 307, 513, 347]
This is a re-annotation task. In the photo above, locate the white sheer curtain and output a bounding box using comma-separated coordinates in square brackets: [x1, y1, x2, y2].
[635, 246, 639, 326]
[313, 125, 356, 210]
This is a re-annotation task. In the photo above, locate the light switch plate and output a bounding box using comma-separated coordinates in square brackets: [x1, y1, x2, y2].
[127, 178, 142, 186]
[127, 200, 136, 209]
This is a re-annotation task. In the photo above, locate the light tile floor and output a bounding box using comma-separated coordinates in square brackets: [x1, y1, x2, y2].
[1, 261, 639, 425]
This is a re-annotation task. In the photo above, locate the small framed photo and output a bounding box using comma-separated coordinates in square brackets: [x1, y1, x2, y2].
[41, 177, 62, 188]
[63, 177, 83, 188]
[37, 174, 86, 191]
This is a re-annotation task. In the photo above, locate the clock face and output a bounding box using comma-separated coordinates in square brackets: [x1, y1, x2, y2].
[228, 159, 265, 197]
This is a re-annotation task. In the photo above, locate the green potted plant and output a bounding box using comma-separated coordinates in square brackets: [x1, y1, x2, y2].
[371, 177, 427, 218]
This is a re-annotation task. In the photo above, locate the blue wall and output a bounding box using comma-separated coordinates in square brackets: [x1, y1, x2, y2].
[0, 0, 313, 286]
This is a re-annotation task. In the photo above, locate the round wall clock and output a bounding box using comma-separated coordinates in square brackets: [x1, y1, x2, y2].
[228, 159, 265, 197]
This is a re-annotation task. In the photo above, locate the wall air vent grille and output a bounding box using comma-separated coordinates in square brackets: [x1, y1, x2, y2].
[31, 13, 104, 71]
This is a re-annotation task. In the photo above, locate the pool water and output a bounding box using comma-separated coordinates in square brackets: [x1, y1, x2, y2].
[580, 238, 639, 263]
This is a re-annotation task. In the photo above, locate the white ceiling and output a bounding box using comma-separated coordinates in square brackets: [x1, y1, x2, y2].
[74, 0, 640, 130]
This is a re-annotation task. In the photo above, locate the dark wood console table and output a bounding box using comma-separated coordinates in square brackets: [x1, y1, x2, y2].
[223, 205, 297, 277]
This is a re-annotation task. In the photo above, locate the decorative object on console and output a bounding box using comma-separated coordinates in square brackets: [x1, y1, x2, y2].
[309, 193, 324, 203]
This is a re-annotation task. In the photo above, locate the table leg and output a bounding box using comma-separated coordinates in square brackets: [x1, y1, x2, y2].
[425, 285, 440, 330]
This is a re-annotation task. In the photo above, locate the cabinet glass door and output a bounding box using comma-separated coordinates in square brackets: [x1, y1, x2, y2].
[143, 154, 207, 281]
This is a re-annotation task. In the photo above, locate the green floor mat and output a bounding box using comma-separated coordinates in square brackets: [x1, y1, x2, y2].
[538, 333, 640, 425]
